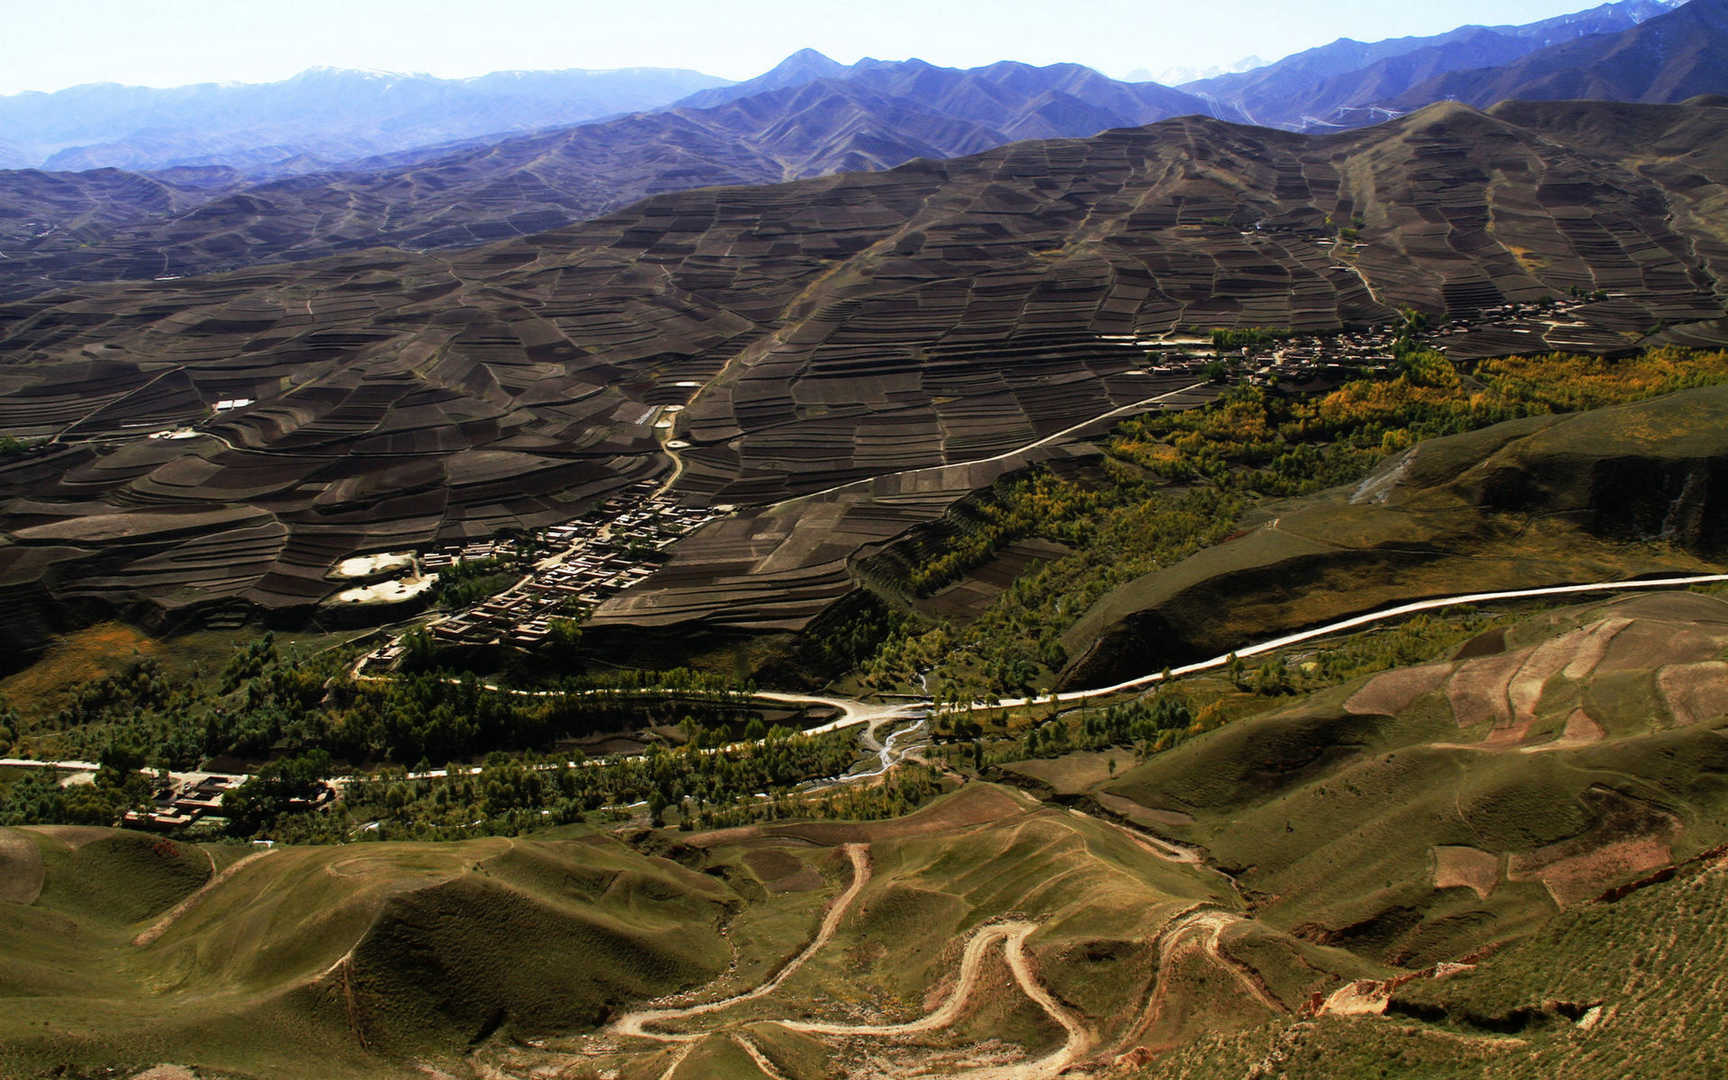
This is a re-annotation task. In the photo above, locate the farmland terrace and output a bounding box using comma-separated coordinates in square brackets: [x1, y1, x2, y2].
[0, 99, 1724, 653]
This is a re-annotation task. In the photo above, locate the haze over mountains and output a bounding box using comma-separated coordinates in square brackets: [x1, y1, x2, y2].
[1392, 0, 1728, 109]
[0, 65, 732, 174]
[0, 0, 1722, 304]
[5, 4, 1728, 1078]
[0, 53, 1224, 299]
[1178, 0, 1687, 128]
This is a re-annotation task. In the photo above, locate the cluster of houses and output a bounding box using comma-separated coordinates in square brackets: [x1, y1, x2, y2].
[419, 537, 514, 573]
[358, 486, 724, 669]
[121, 771, 325, 832]
[1123, 325, 1403, 386]
[1430, 295, 1602, 338]
[1203, 296, 1600, 385]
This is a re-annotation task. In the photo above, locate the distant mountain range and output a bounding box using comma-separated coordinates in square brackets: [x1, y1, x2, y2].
[0, 66, 733, 174]
[0, 0, 1722, 302]
[1180, 0, 1686, 128]
[1124, 57, 1267, 88]
[0, 54, 1223, 298]
[1393, 0, 1728, 109]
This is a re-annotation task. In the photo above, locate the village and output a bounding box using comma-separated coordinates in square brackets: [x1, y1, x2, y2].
[1141, 291, 1612, 386]
[0, 758, 333, 835]
[338, 292, 1603, 673]
[354, 484, 727, 672]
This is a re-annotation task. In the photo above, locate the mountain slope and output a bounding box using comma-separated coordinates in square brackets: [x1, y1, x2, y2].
[0, 829, 735, 1076]
[0, 56, 1218, 300]
[0, 101, 1723, 638]
[1061, 385, 1728, 689]
[1395, 0, 1728, 109]
[1183, 0, 1681, 129]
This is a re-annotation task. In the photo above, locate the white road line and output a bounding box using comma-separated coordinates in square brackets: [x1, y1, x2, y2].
[768, 382, 1210, 509]
[985, 573, 1728, 709]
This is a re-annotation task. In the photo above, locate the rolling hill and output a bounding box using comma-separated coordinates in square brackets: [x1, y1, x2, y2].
[0, 826, 735, 1076]
[8, 584, 1727, 1078]
[1108, 587, 1728, 1079]
[1060, 384, 1728, 688]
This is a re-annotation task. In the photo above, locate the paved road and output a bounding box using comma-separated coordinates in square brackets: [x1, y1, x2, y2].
[985, 572, 1728, 709]
[769, 381, 1210, 509]
[15, 574, 1724, 807]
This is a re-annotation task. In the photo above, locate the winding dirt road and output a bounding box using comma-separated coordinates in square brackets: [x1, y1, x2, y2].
[1126, 907, 1287, 1051]
[609, 843, 873, 1042]
[606, 839, 1090, 1079]
[780, 920, 1090, 1080]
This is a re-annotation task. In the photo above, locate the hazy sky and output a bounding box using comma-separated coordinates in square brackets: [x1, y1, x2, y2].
[5, 0, 1620, 94]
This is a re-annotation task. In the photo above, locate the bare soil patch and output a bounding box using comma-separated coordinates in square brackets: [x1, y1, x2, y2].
[1510, 834, 1675, 908]
[1526, 708, 1606, 752]
[1345, 662, 1453, 716]
[1432, 845, 1500, 899]
[1446, 650, 1525, 729]
[1560, 617, 1630, 680]
[1320, 978, 1392, 1016]
[1656, 661, 1728, 728]
[127, 1068, 201, 1080]
[1598, 620, 1725, 671]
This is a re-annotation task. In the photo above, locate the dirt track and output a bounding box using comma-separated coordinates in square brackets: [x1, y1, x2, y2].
[607, 838, 1092, 1079]
[609, 843, 873, 1042]
[780, 920, 1091, 1080]
[1127, 907, 1287, 1050]
[132, 847, 278, 947]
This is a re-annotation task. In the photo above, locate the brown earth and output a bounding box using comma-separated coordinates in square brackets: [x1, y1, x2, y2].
[1344, 662, 1453, 716]
[4, 100, 1727, 643]
[1432, 845, 1501, 900]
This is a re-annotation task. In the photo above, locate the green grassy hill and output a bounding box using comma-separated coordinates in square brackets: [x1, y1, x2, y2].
[1061, 385, 1728, 688]
[7, 586, 1728, 1078]
[0, 828, 733, 1078]
[1099, 590, 1728, 956]
[1137, 842, 1728, 1080]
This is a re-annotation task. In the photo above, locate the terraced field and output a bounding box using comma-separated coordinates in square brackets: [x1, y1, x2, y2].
[1, 99, 1725, 647]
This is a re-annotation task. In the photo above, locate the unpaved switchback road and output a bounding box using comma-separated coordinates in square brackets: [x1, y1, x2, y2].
[780, 919, 1091, 1080]
[609, 843, 872, 1042]
[1127, 906, 1287, 1050]
[605, 845, 1090, 1079]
